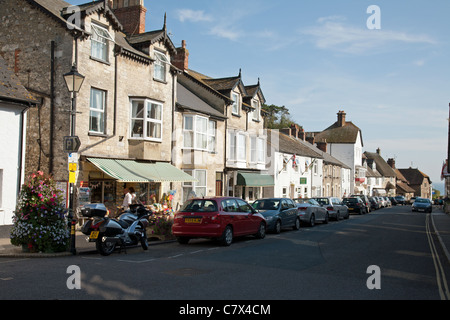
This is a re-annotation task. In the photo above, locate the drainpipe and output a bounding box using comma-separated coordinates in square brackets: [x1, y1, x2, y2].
[49, 41, 55, 174]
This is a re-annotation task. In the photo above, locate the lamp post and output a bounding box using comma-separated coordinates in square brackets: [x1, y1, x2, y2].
[63, 63, 85, 255]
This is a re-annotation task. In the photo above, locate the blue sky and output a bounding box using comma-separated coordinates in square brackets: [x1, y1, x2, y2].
[71, 0, 449, 190]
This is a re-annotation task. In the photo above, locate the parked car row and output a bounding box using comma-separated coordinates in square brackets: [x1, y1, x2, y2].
[172, 196, 352, 246]
[171, 194, 435, 247]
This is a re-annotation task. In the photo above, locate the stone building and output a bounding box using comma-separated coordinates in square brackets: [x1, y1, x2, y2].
[0, 56, 39, 225]
[171, 41, 271, 203]
[0, 0, 195, 214]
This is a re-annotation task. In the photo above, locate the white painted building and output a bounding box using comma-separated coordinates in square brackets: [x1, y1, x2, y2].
[267, 129, 323, 199]
[311, 111, 366, 195]
[0, 57, 37, 225]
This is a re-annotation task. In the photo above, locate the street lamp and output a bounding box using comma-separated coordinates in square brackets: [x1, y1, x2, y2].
[64, 63, 84, 255]
[63, 64, 85, 93]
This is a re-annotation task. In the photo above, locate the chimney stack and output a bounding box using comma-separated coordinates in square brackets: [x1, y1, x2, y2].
[172, 40, 190, 71]
[376, 148, 381, 155]
[298, 128, 305, 141]
[337, 110, 346, 127]
[110, 0, 147, 35]
[280, 128, 291, 137]
[316, 140, 327, 153]
[387, 158, 396, 168]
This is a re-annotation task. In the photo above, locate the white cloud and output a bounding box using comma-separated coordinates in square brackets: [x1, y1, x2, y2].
[209, 25, 240, 41]
[302, 17, 437, 55]
[177, 9, 213, 23]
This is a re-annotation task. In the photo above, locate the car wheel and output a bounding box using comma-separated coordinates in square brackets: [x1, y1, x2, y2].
[255, 222, 266, 239]
[177, 236, 190, 245]
[293, 217, 300, 230]
[309, 214, 315, 227]
[220, 226, 233, 246]
[275, 220, 281, 234]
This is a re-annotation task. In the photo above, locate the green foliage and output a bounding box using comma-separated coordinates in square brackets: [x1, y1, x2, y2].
[262, 103, 300, 129]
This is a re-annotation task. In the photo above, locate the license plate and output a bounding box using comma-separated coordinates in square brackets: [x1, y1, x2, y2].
[349, 208, 354, 211]
[185, 218, 202, 224]
[89, 231, 100, 239]
[418, 209, 425, 212]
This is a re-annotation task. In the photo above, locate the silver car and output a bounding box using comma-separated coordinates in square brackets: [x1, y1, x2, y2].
[293, 198, 329, 227]
[312, 197, 349, 221]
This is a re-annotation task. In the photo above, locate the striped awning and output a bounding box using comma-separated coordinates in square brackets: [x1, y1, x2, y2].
[87, 158, 197, 183]
[236, 171, 274, 187]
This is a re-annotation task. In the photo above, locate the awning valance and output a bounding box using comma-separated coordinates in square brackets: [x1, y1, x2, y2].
[87, 158, 197, 183]
[237, 172, 274, 187]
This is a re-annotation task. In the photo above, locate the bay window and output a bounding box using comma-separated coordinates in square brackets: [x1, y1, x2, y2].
[130, 99, 163, 141]
[183, 115, 216, 152]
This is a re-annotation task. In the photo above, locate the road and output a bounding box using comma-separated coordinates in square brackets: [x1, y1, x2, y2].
[1, 205, 449, 303]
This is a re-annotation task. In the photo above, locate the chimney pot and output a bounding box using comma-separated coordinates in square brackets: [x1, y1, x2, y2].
[337, 110, 346, 127]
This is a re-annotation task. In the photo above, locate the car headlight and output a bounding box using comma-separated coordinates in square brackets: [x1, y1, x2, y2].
[265, 216, 274, 221]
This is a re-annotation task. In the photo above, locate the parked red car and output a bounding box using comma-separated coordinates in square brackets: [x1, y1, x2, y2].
[172, 197, 267, 246]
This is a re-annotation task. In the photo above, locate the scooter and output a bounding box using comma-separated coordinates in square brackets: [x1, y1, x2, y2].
[80, 203, 151, 256]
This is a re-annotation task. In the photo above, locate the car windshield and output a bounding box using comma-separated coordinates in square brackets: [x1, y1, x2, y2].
[180, 199, 218, 212]
[415, 198, 430, 204]
[314, 198, 330, 205]
[252, 199, 280, 211]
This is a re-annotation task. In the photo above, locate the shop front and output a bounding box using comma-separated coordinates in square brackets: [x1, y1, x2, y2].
[227, 170, 274, 203]
[82, 158, 197, 216]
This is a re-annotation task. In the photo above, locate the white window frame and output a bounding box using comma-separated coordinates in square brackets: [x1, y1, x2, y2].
[91, 23, 114, 62]
[154, 51, 169, 82]
[183, 114, 216, 152]
[89, 88, 106, 134]
[231, 92, 240, 116]
[251, 99, 260, 121]
[237, 133, 246, 162]
[182, 169, 207, 201]
[130, 98, 163, 142]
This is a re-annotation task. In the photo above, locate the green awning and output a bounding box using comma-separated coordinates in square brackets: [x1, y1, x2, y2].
[87, 158, 197, 183]
[237, 172, 274, 187]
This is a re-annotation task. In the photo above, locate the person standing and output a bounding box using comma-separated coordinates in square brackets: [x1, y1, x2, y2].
[122, 187, 132, 211]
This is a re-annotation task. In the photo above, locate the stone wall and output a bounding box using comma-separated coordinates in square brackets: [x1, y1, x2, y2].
[0, 0, 74, 181]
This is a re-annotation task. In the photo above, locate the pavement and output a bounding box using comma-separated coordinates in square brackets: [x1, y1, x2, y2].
[0, 223, 175, 258]
[1, 206, 450, 259]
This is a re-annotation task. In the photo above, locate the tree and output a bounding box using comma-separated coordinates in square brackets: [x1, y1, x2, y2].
[262, 103, 300, 129]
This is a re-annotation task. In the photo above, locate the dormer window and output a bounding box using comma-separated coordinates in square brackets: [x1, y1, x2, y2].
[154, 51, 169, 82]
[251, 99, 260, 121]
[231, 92, 240, 116]
[91, 23, 114, 62]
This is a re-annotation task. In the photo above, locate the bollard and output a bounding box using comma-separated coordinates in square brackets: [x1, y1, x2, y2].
[70, 219, 77, 255]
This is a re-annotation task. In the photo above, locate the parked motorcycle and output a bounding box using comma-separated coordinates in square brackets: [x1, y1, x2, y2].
[80, 203, 151, 256]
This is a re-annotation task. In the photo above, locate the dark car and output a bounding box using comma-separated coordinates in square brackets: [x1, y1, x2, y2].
[252, 198, 300, 233]
[350, 194, 370, 213]
[343, 197, 367, 214]
[395, 195, 406, 205]
[369, 197, 380, 210]
[172, 197, 266, 246]
[412, 198, 432, 213]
